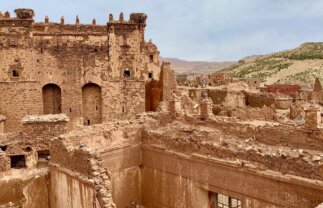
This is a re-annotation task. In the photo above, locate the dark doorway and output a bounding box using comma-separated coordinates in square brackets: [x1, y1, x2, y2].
[42, 84, 62, 114]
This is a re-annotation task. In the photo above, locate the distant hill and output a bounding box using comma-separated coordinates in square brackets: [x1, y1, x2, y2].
[161, 57, 235, 75]
[219, 42, 323, 84]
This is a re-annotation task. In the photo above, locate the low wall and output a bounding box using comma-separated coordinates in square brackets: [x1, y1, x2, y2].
[50, 168, 96, 208]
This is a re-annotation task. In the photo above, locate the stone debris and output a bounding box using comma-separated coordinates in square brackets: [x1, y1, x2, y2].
[22, 114, 69, 124]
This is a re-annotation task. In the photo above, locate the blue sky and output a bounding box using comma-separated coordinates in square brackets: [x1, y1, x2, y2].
[2, 0, 323, 61]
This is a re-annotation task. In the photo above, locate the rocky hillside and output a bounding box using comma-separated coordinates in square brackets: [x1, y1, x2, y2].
[161, 57, 235, 75]
[220, 42, 323, 84]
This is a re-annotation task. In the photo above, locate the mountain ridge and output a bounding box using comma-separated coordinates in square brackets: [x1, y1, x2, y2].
[160, 57, 235, 75]
[217, 42, 323, 84]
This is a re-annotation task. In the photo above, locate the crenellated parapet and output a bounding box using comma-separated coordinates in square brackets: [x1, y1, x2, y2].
[0, 8, 147, 35]
[0, 9, 34, 27]
[108, 12, 147, 25]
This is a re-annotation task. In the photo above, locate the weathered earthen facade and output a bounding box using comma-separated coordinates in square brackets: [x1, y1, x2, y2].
[0, 8, 171, 132]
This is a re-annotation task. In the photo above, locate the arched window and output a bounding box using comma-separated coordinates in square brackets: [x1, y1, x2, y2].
[82, 83, 102, 126]
[42, 84, 62, 114]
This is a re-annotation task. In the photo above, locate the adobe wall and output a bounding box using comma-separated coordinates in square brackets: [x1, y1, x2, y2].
[207, 89, 227, 104]
[145, 79, 162, 111]
[160, 62, 177, 102]
[188, 88, 246, 108]
[101, 145, 142, 207]
[49, 137, 115, 208]
[0, 82, 42, 132]
[21, 114, 69, 149]
[49, 168, 96, 208]
[22, 174, 49, 208]
[141, 145, 323, 208]
[0, 168, 49, 207]
[245, 93, 275, 108]
[0, 9, 161, 133]
[141, 166, 209, 208]
[214, 106, 275, 121]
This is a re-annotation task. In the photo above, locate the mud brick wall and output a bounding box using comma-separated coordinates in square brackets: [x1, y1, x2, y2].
[207, 89, 227, 105]
[50, 138, 92, 175]
[0, 11, 162, 133]
[21, 121, 68, 149]
[0, 153, 10, 171]
[245, 92, 275, 107]
[123, 80, 145, 118]
[0, 82, 42, 132]
[160, 62, 176, 102]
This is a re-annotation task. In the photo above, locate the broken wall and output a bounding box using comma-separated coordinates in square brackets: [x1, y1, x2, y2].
[0, 168, 49, 208]
[50, 168, 96, 208]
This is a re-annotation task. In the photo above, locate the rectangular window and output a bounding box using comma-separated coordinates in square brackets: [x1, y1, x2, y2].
[209, 192, 241, 208]
[124, 69, 131, 77]
[12, 70, 19, 78]
[10, 155, 26, 169]
[37, 150, 50, 161]
[148, 72, 153, 78]
[149, 54, 154, 62]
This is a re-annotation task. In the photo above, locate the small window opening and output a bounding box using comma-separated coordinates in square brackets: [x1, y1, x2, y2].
[24, 147, 32, 152]
[0, 145, 7, 152]
[149, 55, 154, 62]
[37, 150, 50, 161]
[10, 155, 26, 169]
[96, 106, 98, 111]
[254, 81, 257, 84]
[58, 106, 61, 112]
[148, 72, 153, 79]
[122, 106, 125, 113]
[124, 68, 131, 77]
[70, 108, 72, 113]
[12, 70, 19, 78]
[87, 119, 90, 125]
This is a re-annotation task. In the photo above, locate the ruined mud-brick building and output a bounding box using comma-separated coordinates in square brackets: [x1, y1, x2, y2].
[1, 8, 323, 208]
[0, 8, 173, 133]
